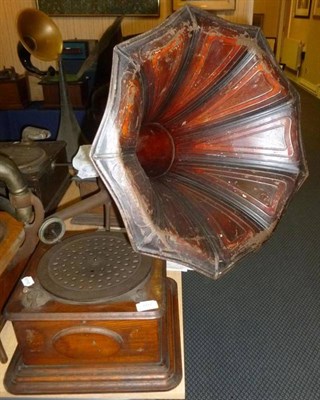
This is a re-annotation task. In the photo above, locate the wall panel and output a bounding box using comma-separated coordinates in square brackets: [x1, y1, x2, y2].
[0, 0, 253, 99]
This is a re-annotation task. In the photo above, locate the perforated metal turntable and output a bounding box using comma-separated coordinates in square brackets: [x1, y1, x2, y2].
[37, 231, 152, 303]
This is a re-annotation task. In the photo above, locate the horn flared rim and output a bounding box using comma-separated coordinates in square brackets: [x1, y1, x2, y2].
[17, 8, 63, 61]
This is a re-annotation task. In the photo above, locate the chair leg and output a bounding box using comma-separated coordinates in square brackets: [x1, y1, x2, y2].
[0, 316, 8, 363]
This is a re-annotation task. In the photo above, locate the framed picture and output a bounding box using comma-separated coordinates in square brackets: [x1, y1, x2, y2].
[173, 0, 236, 11]
[294, 0, 311, 18]
[37, 0, 160, 16]
[252, 13, 264, 29]
[313, 0, 320, 18]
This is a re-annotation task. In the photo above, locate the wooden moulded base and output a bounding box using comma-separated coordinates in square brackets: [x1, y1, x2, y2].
[4, 232, 182, 395]
[4, 279, 181, 394]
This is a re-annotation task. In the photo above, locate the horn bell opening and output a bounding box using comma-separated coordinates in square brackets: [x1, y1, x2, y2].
[17, 8, 63, 61]
[91, 6, 308, 279]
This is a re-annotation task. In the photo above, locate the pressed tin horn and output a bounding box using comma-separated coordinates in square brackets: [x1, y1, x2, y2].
[91, 6, 308, 279]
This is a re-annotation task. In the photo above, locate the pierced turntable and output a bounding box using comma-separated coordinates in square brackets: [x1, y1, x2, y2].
[36, 232, 152, 303]
[4, 230, 181, 394]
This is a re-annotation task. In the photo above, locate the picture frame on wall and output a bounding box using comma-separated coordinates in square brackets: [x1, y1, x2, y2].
[313, 0, 320, 18]
[173, 0, 236, 11]
[294, 0, 311, 18]
[37, 0, 160, 16]
[252, 13, 264, 29]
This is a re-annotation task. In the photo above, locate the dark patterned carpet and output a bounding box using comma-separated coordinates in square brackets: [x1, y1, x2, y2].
[182, 85, 320, 399]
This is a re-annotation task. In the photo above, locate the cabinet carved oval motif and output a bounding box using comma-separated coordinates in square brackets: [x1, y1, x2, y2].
[53, 326, 123, 359]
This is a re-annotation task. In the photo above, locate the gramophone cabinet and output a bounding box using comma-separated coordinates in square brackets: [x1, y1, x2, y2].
[3, 231, 182, 395]
[0, 75, 29, 110]
[40, 79, 89, 109]
[0, 141, 70, 214]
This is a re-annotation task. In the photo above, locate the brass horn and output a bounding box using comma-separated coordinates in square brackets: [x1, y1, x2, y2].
[16, 8, 83, 161]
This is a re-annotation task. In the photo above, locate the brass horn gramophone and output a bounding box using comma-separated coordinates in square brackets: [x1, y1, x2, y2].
[16, 8, 83, 161]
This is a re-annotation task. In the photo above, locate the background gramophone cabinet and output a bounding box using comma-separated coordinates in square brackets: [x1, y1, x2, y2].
[0, 67, 30, 110]
[40, 77, 89, 109]
[0, 139, 70, 215]
[39, 40, 96, 109]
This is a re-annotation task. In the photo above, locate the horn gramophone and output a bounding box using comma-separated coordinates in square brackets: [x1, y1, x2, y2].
[0, 8, 84, 216]
[16, 7, 83, 161]
[2, 10, 125, 216]
[2, 5, 307, 396]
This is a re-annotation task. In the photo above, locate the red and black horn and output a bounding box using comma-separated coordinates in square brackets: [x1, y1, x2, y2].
[91, 6, 308, 279]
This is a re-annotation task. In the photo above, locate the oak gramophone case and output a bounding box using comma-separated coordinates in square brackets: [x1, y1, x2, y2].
[4, 231, 181, 394]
